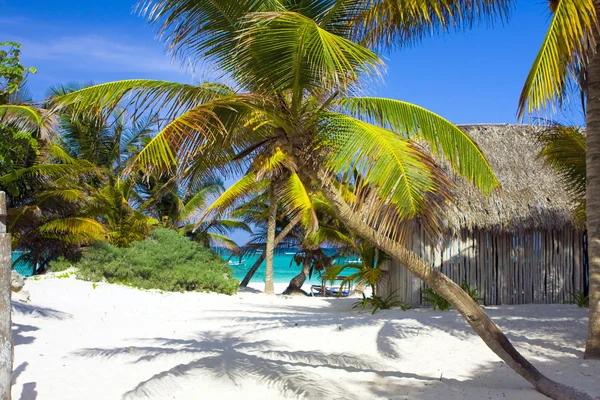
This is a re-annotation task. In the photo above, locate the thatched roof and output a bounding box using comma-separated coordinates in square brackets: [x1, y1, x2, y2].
[446, 124, 576, 233]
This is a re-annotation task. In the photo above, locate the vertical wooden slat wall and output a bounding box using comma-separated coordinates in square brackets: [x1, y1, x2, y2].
[382, 224, 586, 306]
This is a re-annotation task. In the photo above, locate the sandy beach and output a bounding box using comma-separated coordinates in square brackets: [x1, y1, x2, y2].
[10, 277, 600, 400]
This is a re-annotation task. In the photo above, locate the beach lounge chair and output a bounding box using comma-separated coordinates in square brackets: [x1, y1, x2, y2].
[310, 276, 354, 297]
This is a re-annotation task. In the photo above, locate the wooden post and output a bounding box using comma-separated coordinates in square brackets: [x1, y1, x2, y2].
[0, 192, 12, 400]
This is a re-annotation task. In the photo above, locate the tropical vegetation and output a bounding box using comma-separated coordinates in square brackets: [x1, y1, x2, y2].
[58, 228, 238, 294]
[48, 2, 595, 398]
[0, 1, 598, 399]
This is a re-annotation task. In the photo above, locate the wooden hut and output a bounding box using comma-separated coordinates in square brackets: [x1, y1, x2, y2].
[378, 124, 587, 306]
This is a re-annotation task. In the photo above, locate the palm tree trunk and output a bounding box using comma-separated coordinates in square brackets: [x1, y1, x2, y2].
[283, 256, 311, 295]
[312, 170, 593, 400]
[584, 1, 600, 360]
[264, 185, 277, 295]
[0, 193, 12, 400]
[240, 214, 302, 287]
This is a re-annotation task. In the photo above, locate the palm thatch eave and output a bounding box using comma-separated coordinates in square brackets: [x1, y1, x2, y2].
[440, 124, 579, 234]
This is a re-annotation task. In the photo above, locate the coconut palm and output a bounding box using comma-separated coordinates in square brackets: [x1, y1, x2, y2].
[201, 149, 318, 294]
[352, 0, 600, 365]
[53, 1, 593, 398]
[140, 175, 251, 251]
[515, 0, 600, 361]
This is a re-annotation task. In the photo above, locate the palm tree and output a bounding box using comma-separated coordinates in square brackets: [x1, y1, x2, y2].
[354, 0, 600, 364]
[201, 150, 318, 294]
[54, 1, 593, 398]
[140, 176, 251, 251]
[511, 0, 599, 360]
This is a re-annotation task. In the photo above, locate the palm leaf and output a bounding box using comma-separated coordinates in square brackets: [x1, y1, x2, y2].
[206, 232, 241, 252]
[180, 183, 224, 221]
[518, 0, 596, 117]
[318, 112, 436, 216]
[38, 217, 106, 243]
[336, 96, 499, 194]
[233, 11, 382, 100]
[278, 172, 319, 233]
[0, 104, 42, 126]
[199, 172, 268, 223]
[354, 0, 512, 49]
[53, 79, 230, 118]
[537, 124, 586, 228]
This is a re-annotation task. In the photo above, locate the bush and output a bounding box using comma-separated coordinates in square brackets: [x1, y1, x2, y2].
[420, 288, 451, 311]
[568, 290, 589, 308]
[49, 257, 72, 272]
[73, 228, 238, 295]
[352, 291, 408, 314]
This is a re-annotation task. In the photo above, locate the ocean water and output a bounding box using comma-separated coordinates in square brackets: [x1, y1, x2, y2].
[216, 248, 360, 284]
[11, 251, 34, 277]
[11, 248, 361, 285]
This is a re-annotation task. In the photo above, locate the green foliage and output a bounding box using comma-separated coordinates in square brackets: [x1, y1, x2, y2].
[460, 281, 484, 305]
[73, 228, 238, 294]
[421, 288, 451, 311]
[568, 290, 589, 308]
[537, 125, 586, 229]
[352, 293, 372, 311]
[0, 42, 36, 96]
[352, 291, 407, 315]
[49, 257, 72, 273]
[55, 2, 501, 245]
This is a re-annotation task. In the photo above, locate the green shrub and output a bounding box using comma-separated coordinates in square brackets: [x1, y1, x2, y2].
[49, 257, 72, 272]
[353, 291, 408, 314]
[420, 288, 451, 311]
[568, 290, 589, 308]
[73, 228, 238, 295]
[461, 281, 484, 305]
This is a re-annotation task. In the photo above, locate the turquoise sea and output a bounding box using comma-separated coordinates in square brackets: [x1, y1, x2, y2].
[216, 248, 360, 284]
[12, 248, 360, 285]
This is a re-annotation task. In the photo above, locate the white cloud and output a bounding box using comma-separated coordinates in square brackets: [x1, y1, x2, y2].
[18, 35, 190, 75]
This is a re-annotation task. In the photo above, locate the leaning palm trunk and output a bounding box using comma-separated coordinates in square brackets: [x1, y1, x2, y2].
[585, 1, 600, 360]
[240, 214, 302, 288]
[283, 257, 311, 295]
[264, 186, 277, 295]
[312, 170, 593, 400]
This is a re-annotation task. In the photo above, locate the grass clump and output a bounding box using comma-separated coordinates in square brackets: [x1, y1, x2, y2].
[74, 228, 238, 295]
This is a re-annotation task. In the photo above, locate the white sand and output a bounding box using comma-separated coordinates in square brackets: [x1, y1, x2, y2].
[11, 277, 600, 400]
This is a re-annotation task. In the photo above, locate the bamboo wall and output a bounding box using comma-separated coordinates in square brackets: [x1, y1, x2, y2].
[378, 225, 587, 306]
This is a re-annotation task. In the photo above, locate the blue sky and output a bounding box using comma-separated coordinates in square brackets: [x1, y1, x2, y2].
[0, 0, 580, 243]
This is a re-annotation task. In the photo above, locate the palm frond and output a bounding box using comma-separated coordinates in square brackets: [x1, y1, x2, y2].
[336, 96, 499, 194]
[53, 79, 231, 118]
[518, 0, 596, 117]
[234, 11, 382, 99]
[206, 232, 241, 252]
[180, 183, 224, 221]
[0, 104, 41, 126]
[199, 172, 268, 223]
[278, 172, 319, 233]
[319, 112, 437, 216]
[38, 217, 106, 243]
[307, 225, 355, 248]
[355, 0, 512, 49]
[208, 219, 254, 235]
[537, 124, 586, 228]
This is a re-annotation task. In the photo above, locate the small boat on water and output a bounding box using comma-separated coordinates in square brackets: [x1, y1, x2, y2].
[347, 257, 362, 264]
[228, 260, 246, 266]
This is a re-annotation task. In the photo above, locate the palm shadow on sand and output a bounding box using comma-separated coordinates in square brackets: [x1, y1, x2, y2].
[73, 331, 445, 399]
